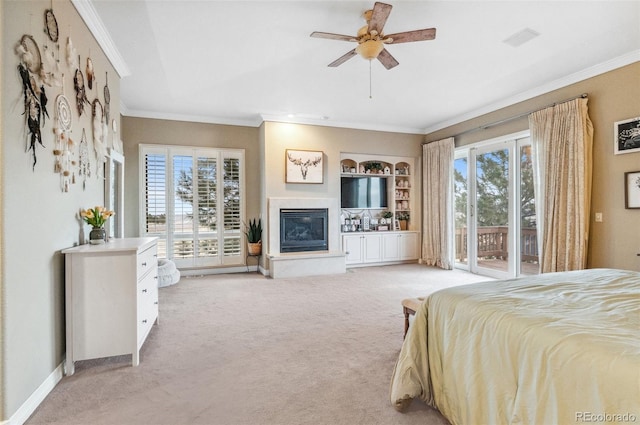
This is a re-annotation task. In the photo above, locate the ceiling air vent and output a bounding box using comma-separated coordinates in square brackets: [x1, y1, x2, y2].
[503, 28, 540, 47]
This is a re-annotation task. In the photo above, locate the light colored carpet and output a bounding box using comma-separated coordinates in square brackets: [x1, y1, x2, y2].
[27, 264, 491, 425]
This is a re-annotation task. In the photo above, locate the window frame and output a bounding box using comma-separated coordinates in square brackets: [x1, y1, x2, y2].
[139, 144, 246, 268]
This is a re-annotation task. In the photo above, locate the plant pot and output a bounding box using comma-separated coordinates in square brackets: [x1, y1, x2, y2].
[247, 241, 262, 256]
[89, 227, 106, 244]
[399, 220, 408, 231]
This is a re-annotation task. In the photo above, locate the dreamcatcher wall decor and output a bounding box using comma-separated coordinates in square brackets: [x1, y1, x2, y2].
[92, 98, 108, 175]
[73, 64, 89, 116]
[41, 8, 62, 87]
[78, 128, 91, 189]
[53, 81, 77, 192]
[16, 34, 48, 170]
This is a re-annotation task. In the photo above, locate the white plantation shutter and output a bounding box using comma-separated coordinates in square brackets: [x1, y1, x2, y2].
[172, 154, 195, 261]
[140, 145, 245, 268]
[223, 153, 242, 257]
[195, 154, 218, 260]
[143, 150, 168, 258]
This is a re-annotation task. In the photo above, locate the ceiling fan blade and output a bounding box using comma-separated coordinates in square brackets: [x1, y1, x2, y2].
[368, 2, 393, 34]
[310, 31, 356, 42]
[385, 28, 436, 44]
[328, 49, 358, 67]
[377, 48, 399, 70]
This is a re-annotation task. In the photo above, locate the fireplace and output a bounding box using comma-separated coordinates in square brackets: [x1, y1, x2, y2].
[280, 208, 328, 253]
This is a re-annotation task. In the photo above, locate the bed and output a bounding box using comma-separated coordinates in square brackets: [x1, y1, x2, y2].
[390, 268, 640, 424]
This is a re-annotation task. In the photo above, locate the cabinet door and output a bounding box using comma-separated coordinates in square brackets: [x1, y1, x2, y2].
[343, 235, 364, 264]
[400, 232, 419, 260]
[363, 234, 382, 263]
[382, 233, 401, 261]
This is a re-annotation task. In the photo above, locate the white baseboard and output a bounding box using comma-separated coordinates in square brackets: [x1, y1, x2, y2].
[5, 362, 64, 425]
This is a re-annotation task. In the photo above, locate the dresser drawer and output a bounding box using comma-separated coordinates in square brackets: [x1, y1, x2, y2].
[137, 270, 158, 345]
[137, 244, 158, 279]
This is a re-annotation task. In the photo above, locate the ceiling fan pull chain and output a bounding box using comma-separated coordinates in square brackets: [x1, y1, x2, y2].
[369, 60, 373, 99]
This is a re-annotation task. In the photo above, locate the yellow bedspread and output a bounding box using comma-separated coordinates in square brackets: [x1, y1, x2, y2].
[390, 268, 640, 424]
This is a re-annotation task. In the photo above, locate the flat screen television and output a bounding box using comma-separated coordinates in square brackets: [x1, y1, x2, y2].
[341, 176, 388, 209]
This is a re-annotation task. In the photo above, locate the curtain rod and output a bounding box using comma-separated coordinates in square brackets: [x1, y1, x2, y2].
[424, 93, 588, 143]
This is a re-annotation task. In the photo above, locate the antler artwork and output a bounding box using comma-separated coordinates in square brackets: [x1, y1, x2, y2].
[287, 153, 322, 180]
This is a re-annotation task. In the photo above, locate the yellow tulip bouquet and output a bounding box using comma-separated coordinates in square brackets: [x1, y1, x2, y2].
[80, 206, 114, 228]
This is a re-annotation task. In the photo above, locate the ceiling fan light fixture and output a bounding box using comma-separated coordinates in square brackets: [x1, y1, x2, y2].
[311, 2, 436, 69]
[356, 39, 384, 60]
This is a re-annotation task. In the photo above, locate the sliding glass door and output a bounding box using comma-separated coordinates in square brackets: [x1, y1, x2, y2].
[474, 145, 512, 277]
[454, 133, 538, 279]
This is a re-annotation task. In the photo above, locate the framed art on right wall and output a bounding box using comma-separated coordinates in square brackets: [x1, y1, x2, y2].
[624, 170, 640, 209]
[614, 117, 640, 154]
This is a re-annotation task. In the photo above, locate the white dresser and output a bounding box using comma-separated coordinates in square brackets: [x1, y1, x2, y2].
[62, 237, 159, 375]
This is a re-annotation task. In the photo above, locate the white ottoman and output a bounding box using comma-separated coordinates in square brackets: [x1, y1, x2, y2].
[157, 259, 181, 288]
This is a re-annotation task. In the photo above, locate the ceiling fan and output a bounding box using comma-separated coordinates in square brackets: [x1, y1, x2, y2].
[310, 2, 436, 70]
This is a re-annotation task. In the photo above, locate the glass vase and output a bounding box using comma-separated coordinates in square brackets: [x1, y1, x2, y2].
[89, 227, 106, 245]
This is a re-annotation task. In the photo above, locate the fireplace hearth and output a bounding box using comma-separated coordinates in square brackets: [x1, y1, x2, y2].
[280, 208, 328, 253]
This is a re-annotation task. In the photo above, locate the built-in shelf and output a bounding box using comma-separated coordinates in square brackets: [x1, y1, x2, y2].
[340, 153, 415, 232]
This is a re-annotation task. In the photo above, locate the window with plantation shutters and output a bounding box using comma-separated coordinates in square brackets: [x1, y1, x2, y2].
[140, 145, 245, 268]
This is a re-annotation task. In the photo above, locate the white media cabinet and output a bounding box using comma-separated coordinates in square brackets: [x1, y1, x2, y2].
[340, 153, 420, 267]
[342, 231, 420, 266]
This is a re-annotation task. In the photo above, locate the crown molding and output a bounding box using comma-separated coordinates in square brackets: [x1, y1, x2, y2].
[260, 115, 423, 135]
[71, 0, 131, 78]
[122, 108, 263, 128]
[119, 109, 423, 134]
[423, 50, 640, 135]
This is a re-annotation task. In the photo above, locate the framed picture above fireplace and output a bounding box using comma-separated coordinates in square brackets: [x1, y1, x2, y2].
[285, 149, 324, 184]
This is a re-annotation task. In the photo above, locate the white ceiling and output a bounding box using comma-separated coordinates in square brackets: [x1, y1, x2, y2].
[84, 0, 640, 134]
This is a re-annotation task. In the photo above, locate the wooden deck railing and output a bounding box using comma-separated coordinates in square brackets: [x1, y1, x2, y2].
[455, 226, 538, 262]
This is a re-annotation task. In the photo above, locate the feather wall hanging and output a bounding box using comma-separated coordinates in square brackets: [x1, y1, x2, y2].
[86, 57, 94, 90]
[73, 66, 88, 116]
[104, 72, 110, 124]
[92, 99, 108, 175]
[16, 35, 46, 170]
[78, 128, 90, 190]
[41, 45, 62, 87]
[66, 37, 78, 70]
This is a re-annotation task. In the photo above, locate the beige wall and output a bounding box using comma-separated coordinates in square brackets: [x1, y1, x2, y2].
[121, 118, 423, 272]
[1, 0, 120, 419]
[261, 121, 423, 268]
[426, 62, 640, 271]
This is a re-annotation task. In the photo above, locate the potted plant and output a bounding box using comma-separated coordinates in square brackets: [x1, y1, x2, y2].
[396, 212, 410, 230]
[80, 206, 114, 244]
[244, 218, 262, 255]
[366, 161, 384, 174]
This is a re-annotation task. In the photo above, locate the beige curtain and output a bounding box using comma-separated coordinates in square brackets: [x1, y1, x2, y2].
[529, 98, 593, 273]
[422, 137, 454, 269]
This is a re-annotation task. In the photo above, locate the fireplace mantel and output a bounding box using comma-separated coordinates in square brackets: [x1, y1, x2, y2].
[267, 197, 345, 278]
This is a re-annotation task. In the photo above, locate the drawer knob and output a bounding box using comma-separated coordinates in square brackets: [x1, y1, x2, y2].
[142, 289, 147, 293]
[142, 319, 147, 324]
[141, 262, 147, 266]
[154, 301, 158, 305]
